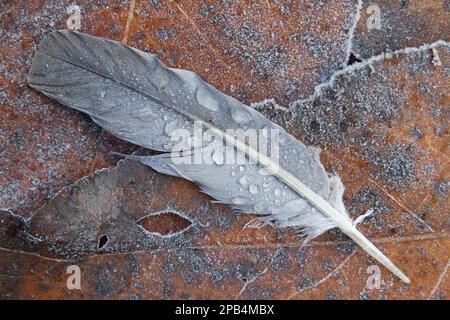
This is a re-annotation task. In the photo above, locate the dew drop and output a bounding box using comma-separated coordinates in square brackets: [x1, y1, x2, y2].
[238, 176, 248, 186]
[231, 108, 252, 125]
[212, 149, 224, 166]
[163, 142, 174, 149]
[195, 86, 220, 111]
[249, 184, 259, 195]
[164, 120, 178, 136]
[274, 188, 282, 197]
[135, 108, 157, 121]
[232, 197, 247, 205]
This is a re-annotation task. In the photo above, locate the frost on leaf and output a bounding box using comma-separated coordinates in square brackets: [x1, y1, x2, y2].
[262, 44, 449, 237]
[352, 0, 450, 58]
[137, 211, 193, 237]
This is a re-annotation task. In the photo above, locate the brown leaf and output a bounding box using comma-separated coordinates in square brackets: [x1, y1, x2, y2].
[261, 44, 449, 237]
[126, 0, 359, 104]
[0, 0, 138, 218]
[352, 0, 450, 58]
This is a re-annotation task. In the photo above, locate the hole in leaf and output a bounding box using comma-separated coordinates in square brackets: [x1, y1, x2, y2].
[310, 120, 321, 133]
[137, 211, 192, 236]
[98, 234, 109, 249]
[347, 52, 362, 65]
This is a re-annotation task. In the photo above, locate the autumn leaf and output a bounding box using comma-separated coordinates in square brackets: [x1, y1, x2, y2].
[0, 0, 448, 299]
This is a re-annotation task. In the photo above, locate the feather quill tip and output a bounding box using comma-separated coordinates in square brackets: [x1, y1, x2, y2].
[27, 30, 412, 284]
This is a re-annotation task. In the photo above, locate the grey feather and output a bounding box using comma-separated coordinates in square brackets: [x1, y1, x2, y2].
[27, 30, 410, 282]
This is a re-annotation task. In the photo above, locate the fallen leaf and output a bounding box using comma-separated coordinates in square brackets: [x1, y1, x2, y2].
[351, 0, 450, 58]
[0, 0, 448, 300]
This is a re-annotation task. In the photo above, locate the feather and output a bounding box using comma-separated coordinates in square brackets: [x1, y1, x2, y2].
[28, 30, 410, 283]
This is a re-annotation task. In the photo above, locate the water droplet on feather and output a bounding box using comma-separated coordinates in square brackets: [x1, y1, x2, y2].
[164, 120, 178, 136]
[249, 184, 259, 194]
[196, 86, 220, 111]
[238, 176, 248, 186]
[212, 149, 224, 166]
[232, 197, 246, 205]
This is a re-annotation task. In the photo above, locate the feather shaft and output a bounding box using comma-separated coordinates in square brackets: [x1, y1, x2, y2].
[187, 114, 410, 283]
